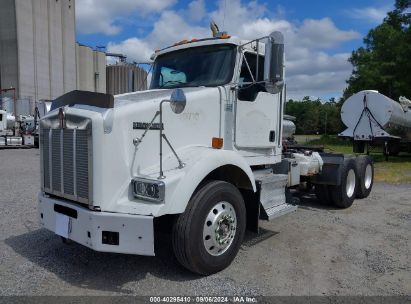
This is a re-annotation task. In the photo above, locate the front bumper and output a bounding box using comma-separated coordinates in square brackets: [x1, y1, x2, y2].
[38, 194, 154, 256]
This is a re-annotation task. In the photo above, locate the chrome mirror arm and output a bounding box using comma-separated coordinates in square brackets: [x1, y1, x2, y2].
[133, 111, 160, 148]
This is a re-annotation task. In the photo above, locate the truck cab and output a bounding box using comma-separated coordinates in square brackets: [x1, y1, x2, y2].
[38, 30, 374, 275]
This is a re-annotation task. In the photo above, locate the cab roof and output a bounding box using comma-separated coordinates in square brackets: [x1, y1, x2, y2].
[152, 36, 265, 59]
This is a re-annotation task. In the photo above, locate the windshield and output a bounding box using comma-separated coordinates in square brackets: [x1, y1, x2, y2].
[150, 44, 236, 89]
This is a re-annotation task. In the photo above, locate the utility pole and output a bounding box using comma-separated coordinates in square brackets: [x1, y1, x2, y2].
[324, 112, 328, 136]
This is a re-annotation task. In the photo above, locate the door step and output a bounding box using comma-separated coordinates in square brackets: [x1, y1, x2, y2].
[263, 203, 297, 220]
[254, 169, 297, 221]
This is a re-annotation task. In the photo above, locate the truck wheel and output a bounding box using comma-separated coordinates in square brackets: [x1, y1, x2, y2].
[315, 184, 331, 204]
[329, 158, 357, 208]
[172, 180, 246, 275]
[355, 156, 374, 199]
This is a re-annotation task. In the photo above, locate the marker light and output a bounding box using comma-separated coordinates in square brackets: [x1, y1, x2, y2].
[131, 178, 165, 203]
[212, 137, 224, 149]
[174, 39, 189, 46]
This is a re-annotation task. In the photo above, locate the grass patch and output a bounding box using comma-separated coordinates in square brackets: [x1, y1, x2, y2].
[302, 135, 411, 184]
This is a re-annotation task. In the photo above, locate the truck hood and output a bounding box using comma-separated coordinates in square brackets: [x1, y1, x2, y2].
[113, 88, 198, 108]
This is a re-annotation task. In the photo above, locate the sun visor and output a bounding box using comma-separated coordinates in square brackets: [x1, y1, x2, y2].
[51, 90, 114, 111]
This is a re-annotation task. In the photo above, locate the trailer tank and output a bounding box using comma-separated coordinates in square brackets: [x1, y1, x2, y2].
[339, 90, 411, 141]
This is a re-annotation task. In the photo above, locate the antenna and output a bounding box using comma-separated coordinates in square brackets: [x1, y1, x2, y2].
[223, 0, 227, 29]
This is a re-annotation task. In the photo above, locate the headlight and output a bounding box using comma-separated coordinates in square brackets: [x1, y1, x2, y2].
[131, 178, 165, 203]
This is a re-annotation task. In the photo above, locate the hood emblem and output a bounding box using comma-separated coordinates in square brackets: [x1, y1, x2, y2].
[58, 108, 65, 129]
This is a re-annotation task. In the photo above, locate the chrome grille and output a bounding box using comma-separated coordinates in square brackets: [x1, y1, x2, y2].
[41, 126, 92, 205]
[76, 130, 89, 199]
[63, 129, 74, 195]
[41, 128, 50, 189]
[51, 130, 61, 192]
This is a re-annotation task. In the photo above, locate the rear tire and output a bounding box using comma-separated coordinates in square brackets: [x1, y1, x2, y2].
[172, 180, 246, 275]
[329, 158, 358, 208]
[355, 155, 374, 199]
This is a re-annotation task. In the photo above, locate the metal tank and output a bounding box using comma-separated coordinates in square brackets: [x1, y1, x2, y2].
[340, 90, 411, 141]
[283, 114, 296, 139]
[0, 110, 6, 131]
[6, 113, 16, 130]
[106, 64, 148, 95]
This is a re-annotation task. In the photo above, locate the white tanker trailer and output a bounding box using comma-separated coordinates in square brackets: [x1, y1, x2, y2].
[282, 114, 296, 142]
[339, 90, 411, 156]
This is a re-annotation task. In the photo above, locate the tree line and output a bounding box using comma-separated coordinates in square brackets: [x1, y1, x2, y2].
[285, 97, 344, 135]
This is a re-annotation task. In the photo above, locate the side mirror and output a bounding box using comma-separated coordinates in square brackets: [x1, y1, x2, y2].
[264, 31, 284, 94]
[169, 88, 186, 114]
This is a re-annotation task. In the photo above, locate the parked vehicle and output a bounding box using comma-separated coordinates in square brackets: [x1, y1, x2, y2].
[38, 29, 374, 275]
[339, 90, 411, 156]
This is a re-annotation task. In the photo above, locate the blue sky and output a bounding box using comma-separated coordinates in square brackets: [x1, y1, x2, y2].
[75, 0, 394, 100]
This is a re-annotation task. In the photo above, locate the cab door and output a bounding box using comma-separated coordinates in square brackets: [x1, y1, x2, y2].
[235, 52, 280, 149]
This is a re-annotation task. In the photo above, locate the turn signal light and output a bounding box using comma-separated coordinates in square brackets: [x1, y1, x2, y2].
[212, 137, 223, 149]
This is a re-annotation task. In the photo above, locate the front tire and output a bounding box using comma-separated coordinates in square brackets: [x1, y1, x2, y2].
[172, 180, 246, 275]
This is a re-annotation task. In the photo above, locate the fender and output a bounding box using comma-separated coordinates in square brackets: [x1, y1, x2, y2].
[158, 146, 257, 216]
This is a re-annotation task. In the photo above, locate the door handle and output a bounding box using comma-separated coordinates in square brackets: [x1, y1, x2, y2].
[269, 130, 275, 142]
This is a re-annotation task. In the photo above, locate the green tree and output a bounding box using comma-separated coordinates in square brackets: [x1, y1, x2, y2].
[285, 97, 344, 135]
[344, 0, 411, 100]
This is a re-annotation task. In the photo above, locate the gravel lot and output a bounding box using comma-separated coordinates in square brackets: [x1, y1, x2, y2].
[0, 149, 410, 296]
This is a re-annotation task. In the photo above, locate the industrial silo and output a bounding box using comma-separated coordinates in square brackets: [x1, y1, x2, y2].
[76, 43, 107, 93]
[106, 64, 147, 95]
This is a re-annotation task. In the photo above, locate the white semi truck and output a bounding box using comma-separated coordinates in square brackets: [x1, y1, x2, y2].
[38, 30, 374, 275]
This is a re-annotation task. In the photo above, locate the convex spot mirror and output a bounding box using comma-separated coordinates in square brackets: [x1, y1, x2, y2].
[169, 88, 186, 114]
[264, 31, 285, 94]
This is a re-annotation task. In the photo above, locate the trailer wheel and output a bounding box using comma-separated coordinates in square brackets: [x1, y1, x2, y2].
[315, 184, 331, 204]
[172, 180, 246, 275]
[329, 158, 357, 208]
[355, 156, 374, 199]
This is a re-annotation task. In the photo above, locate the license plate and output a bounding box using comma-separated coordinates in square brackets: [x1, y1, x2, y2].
[55, 213, 70, 238]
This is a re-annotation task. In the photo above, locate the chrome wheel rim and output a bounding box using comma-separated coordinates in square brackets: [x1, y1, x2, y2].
[364, 164, 372, 189]
[346, 169, 356, 198]
[203, 201, 237, 256]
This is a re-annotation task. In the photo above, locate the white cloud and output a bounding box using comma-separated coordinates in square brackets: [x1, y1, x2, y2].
[76, 0, 176, 35]
[102, 0, 361, 99]
[187, 0, 207, 22]
[240, 18, 293, 40]
[287, 71, 351, 99]
[287, 52, 351, 76]
[296, 18, 360, 49]
[347, 5, 392, 24]
[107, 10, 209, 62]
[107, 38, 153, 63]
[210, 0, 267, 34]
[150, 11, 209, 45]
